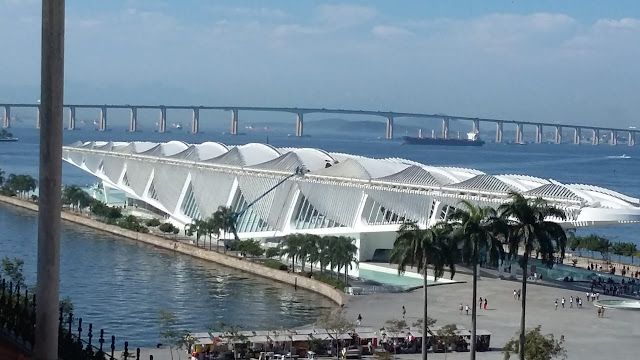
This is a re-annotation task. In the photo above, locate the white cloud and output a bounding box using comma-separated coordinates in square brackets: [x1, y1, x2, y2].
[271, 24, 324, 37]
[594, 18, 640, 31]
[371, 25, 413, 37]
[208, 6, 288, 19]
[315, 4, 377, 28]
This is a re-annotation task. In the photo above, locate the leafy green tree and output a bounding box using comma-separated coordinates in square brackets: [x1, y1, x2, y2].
[1, 257, 25, 288]
[332, 236, 359, 284]
[145, 218, 161, 227]
[436, 324, 459, 360]
[62, 185, 93, 211]
[6, 174, 37, 198]
[499, 192, 567, 360]
[384, 319, 407, 358]
[449, 201, 505, 359]
[210, 322, 248, 360]
[236, 239, 264, 258]
[118, 215, 149, 233]
[389, 221, 457, 360]
[265, 246, 280, 259]
[316, 310, 354, 358]
[611, 242, 626, 263]
[503, 326, 566, 360]
[567, 232, 581, 256]
[159, 222, 178, 237]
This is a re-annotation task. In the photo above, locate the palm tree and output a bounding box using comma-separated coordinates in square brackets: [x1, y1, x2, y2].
[211, 206, 235, 253]
[449, 201, 505, 360]
[280, 234, 304, 270]
[390, 221, 457, 360]
[498, 191, 567, 360]
[333, 236, 358, 284]
[185, 219, 206, 248]
[301, 234, 321, 273]
[316, 236, 331, 274]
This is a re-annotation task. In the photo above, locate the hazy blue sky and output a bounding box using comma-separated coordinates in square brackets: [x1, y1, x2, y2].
[1, 0, 639, 127]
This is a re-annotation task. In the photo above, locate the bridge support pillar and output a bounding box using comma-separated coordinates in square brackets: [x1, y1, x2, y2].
[574, 127, 580, 145]
[495, 122, 503, 143]
[191, 108, 199, 133]
[442, 118, 449, 138]
[629, 132, 636, 146]
[385, 116, 394, 139]
[535, 125, 543, 143]
[158, 107, 167, 133]
[129, 107, 137, 132]
[99, 106, 107, 131]
[295, 113, 304, 137]
[516, 123, 523, 143]
[230, 109, 238, 135]
[472, 119, 480, 134]
[67, 106, 75, 130]
[611, 130, 617, 145]
[2, 105, 10, 128]
[36, 106, 41, 129]
[555, 126, 562, 144]
[592, 129, 599, 145]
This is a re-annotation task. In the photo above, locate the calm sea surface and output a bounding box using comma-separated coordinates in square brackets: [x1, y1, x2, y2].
[1, 126, 639, 346]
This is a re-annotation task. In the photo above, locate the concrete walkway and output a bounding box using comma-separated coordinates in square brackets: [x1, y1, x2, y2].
[345, 271, 640, 359]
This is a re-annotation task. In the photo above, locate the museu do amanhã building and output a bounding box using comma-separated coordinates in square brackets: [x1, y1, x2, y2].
[62, 140, 640, 280]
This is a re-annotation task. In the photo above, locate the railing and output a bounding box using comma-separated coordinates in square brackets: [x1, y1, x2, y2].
[0, 278, 156, 360]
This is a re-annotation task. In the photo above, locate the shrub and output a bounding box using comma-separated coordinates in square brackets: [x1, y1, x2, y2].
[312, 273, 348, 290]
[264, 259, 288, 271]
[145, 218, 161, 227]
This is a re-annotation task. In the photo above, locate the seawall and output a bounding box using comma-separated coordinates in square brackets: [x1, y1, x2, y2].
[0, 195, 347, 306]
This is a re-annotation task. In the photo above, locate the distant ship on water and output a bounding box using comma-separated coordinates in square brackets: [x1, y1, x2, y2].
[403, 130, 485, 146]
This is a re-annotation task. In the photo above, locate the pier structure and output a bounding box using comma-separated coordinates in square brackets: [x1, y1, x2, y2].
[67, 106, 75, 130]
[0, 102, 638, 144]
[573, 127, 581, 145]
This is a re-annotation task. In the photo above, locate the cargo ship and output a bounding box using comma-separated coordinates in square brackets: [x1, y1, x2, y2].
[402, 130, 485, 146]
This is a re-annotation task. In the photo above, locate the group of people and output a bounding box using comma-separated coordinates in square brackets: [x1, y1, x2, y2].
[459, 297, 488, 315]
[512, 289, 522, 300]
[555, 295, 586, 309]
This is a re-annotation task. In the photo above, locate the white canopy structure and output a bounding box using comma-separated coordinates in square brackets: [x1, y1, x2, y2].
[63, 141, 640, 267]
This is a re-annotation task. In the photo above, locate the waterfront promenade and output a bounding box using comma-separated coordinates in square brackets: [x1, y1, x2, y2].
[346, 269, 640, 359]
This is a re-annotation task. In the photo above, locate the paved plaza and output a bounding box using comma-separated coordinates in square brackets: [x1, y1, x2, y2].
[345, 270, 640, 359]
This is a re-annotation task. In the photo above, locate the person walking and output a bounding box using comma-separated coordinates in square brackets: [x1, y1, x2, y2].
[402, 306, 406, 319]
[570, 296, 573, 308]
[459, 303, 463, 315]
[561, 297, 565, 308]
[465, 304, 470, 316]
[479, 297, 483, 308]
[357, 314, 362, 326]
[517, 289, 521, 300]
[513, 289, 517, 299]
[555, 299, 558, 310]
[483, 298, 488, 310]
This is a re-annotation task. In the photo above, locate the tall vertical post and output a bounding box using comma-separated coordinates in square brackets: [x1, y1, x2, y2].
[495, 121, 503, 143]
[67, 106, 75, 130]
[555, 126, 562, 144]
[573, 127, 580, 145]
[158, 106, 167, 133]
[296, 113, 304, 137]
[191, 107, 199, 134]
[35, 0, 65, 359]
[129, 107, 137, 132]
[442, 118, 449, 139]
[516, 123, 523, 143]
[592, 129, 599, 145]
[629, 132, 636, 146]
[230, 109, 238, 135]
[535, 125, 543, 143]
[472, 119, 480, 134]
[2, 105, 10, 128]
[99, 106, 107, 131]
[611, 130, 617, 145]
[385, 116, 394, 139]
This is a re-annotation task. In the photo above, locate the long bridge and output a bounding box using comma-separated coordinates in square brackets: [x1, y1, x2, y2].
[1, 103, 637, 145]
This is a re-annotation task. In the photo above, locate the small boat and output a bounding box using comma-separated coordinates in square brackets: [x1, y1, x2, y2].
[0, 129, 18, 142]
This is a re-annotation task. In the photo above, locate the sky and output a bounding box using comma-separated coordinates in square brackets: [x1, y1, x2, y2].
[1, 0, 639, 127]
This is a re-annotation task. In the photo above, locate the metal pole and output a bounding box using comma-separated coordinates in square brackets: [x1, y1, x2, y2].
[35, 1, 65, 359]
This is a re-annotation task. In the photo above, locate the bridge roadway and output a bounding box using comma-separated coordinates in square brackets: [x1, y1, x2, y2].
[0, 102, 637, 146]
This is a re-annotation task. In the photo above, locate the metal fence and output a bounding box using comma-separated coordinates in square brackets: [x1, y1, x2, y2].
[0, 278, 156, 360]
